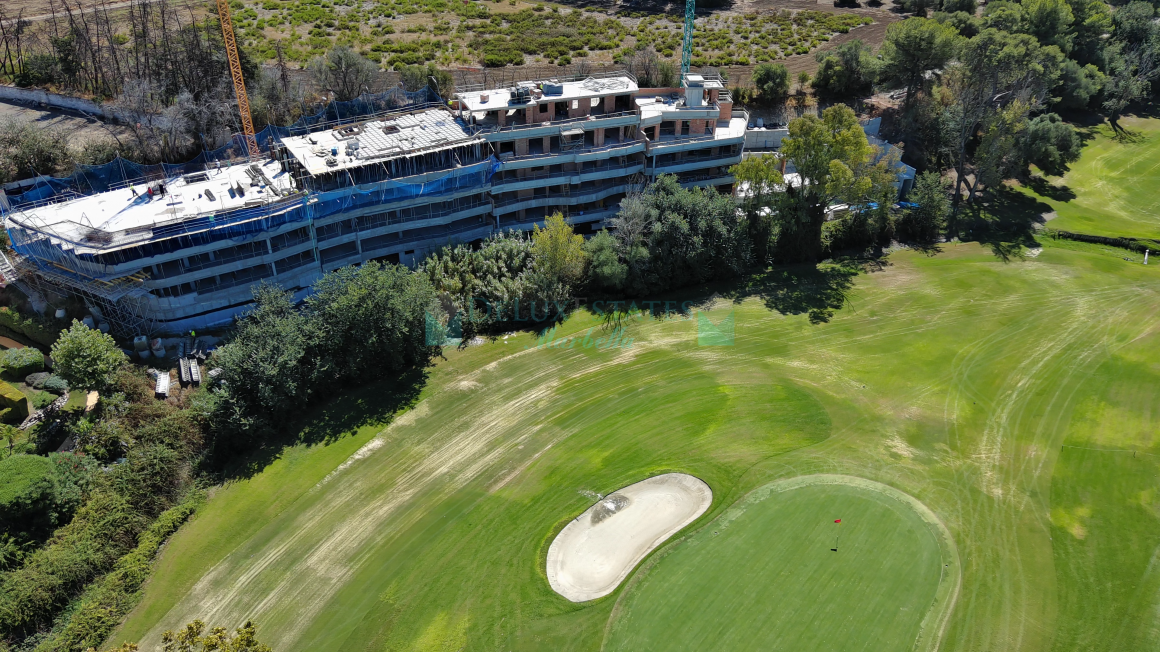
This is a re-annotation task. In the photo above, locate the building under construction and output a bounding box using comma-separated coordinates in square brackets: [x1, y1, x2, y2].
[0, 71, 758, 335]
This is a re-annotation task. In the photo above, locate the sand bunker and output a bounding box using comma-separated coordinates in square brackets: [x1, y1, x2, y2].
[546, 473, 712, 602]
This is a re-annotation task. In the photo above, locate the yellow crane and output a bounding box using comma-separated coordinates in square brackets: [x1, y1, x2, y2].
[216, 0, 261, 159]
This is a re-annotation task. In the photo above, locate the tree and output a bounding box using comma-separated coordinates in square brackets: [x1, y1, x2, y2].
[583, 230, 627, 293]
[1111, 1, 1155, 46]
[812, 40, 879, 100]
[1022, 112, 1082, 175]
[879, 18, 960, 111]
[308, 46, 379, 102]
[306, 261, 436, 385]
[1057, 59, 1105, 109]
[398, 63, 454, 99]
[1022, 0, 1075, 52]
[752, 63, 790, 103]
[796, 71, 811, 95]
[50, 321, 127, 392]
[210, 284, 312, 435]
[157, 620, 272, 652]
[897, 171, 951, 242]
[731, 154, 785, 265]
[1102, 42, 1158, 133]
[741, 105, 875, 262]
[626, 47, 676, 88]
[531, 213, 587, 300]
[942, 28, 1063, 211]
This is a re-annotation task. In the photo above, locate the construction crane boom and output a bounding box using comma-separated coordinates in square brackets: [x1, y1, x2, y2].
[216, 0, 261, 159]
[681, 0, 695, 78]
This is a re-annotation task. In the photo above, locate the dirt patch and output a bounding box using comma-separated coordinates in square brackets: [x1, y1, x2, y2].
[0, 99, 129, 146]
[545, 473, 712, 602]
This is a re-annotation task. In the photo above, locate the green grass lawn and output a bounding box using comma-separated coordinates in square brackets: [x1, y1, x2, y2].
[1016, 116, 1160, 241]
[605, 477, 953, 652]
[111, 240, 1160, 652]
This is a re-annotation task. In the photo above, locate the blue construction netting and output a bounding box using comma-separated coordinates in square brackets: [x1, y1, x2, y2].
[8, 156, 499, 282]
[2, 85, 441, 212]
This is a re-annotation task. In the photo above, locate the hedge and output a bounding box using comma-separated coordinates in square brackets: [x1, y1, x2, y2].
[0, 307, 61, 348]
[0, 379, 30, 424]
[32, 490, 205, 652]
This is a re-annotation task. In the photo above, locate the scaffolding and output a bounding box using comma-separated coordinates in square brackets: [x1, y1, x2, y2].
[1, 248, 157, 336]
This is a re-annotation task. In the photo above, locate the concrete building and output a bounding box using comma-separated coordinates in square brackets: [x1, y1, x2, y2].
[1, 71, 747, 335]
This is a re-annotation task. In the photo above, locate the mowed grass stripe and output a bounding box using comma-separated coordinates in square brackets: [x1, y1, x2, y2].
[604, 477, 956, 652]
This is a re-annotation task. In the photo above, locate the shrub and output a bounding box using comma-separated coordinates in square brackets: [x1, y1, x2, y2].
[30, 390, 55, 410]
[0, 491, 144, 639]
[0, 454, 56, 538]
[34, 492, 204, 652]
[1, 347, 45, 377]
[0, 307, 60, 347]
[43, 375, 69, 394]
[50, 321, 127, 392]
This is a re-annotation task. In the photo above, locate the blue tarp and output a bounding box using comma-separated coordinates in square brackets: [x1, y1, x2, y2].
[9, 157, 499, 280]
[2, 85, 440, 212]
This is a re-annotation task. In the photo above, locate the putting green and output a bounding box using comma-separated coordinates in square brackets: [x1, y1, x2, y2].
[604, 476, 958, 652]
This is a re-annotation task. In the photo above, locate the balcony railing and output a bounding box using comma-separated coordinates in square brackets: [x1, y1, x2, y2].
[472, 110, 638, 135]
[491, 161, 643, 187]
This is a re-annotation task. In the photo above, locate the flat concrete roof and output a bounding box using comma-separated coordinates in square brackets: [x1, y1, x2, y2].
[456, 76, 638, 114]
[280, 108, 481, 177]
[10, 159, 296, 244]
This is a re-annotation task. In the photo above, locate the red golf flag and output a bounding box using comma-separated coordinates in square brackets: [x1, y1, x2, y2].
[834, 519, 841, 523]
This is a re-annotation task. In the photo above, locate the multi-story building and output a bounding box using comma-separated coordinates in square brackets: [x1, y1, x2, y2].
[0, 71, 748, 335]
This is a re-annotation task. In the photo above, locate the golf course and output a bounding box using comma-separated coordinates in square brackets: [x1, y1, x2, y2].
[105, 217, 1160, 651]
[84, 113, 1160, 652]
[1017, 116, 1160, 241]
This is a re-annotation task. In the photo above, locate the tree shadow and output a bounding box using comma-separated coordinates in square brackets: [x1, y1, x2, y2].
[215, 367, 429, 483]
[957, 187, 1047, 262]
[1024, 175, 1077, 202]
[726, 258, 890, 324]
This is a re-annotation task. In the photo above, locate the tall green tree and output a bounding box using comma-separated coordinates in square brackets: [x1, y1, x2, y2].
[530, 213, 588, 301]
[773, 105, 873, 262]
[752, 63, 791, 103]
[50, 321, 127, 392]
[897, 171, 951, 242]
[880, 18, 961, 111]
[812, 40, 879, 100]
[307, 261, 436, 384]
[1022, 112, 1082, 175]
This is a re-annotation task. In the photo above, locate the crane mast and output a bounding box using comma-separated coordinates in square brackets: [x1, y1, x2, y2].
[681, 0, 695, 78]
[216, 0, 261, 159]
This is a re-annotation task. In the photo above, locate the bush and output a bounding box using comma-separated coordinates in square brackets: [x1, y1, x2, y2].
[0, 454, 56, 538]
[34, 492, 204, 652]
[0, 307, 60, 347]
[50, 321, 127, 392]
[30, 390, 55, 410]
[0, 380, 30, 424]
[43, 375, 69, 394]
[2, 347, 45, 377]
[0, 491, 145, 639]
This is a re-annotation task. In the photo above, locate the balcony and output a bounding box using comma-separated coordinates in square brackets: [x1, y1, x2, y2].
[491, 180, 638, 216]
[490, 161, 644, 192]
[474, 110, 639, 143]
[650, 152, 742, 176]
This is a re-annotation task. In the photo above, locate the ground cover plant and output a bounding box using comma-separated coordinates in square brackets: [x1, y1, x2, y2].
[110, 237, 1160, 652]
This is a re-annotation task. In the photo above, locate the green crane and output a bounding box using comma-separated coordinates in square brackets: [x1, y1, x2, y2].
[681, 0, 695, 78]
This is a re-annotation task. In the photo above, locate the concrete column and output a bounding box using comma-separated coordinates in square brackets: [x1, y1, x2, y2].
[594, 128, 605, 147]
[516, 138, 529, 156]
[543, 136, 550, 153]
[497, 109, 506, 127]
